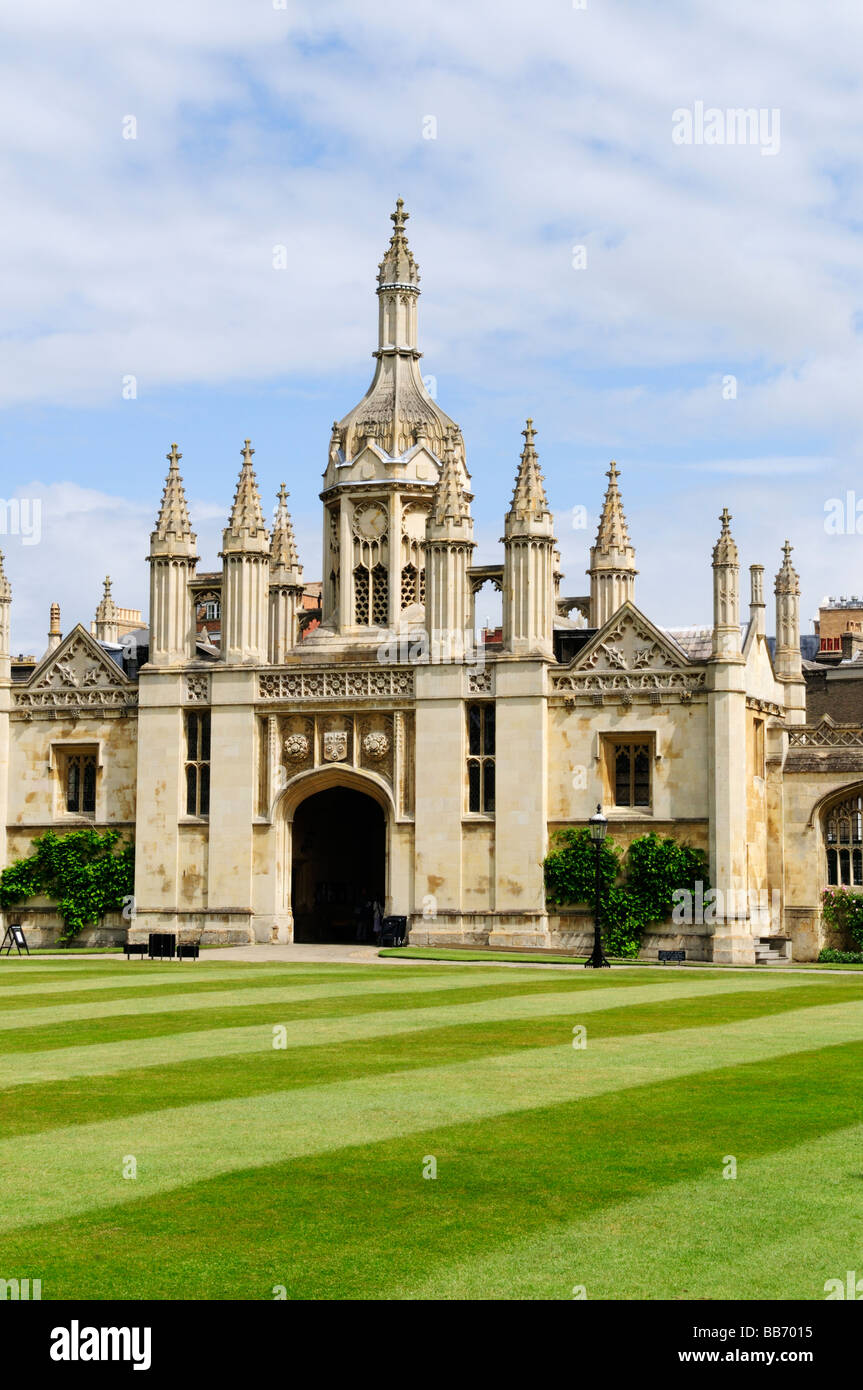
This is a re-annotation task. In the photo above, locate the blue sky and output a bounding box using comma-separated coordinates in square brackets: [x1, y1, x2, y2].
[1, 0, 862, 651]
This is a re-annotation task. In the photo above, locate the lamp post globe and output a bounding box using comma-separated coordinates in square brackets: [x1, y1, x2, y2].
[586, 804, 610, 969]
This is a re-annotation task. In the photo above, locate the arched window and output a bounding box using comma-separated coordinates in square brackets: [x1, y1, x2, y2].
[401, 564, 417, 608]
[824, 793, 863, 886]
[371, 564, 388, 626]
[354, 566, 370, 625]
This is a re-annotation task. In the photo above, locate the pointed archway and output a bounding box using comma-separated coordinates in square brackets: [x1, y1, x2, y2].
[290, 786, 386, 943]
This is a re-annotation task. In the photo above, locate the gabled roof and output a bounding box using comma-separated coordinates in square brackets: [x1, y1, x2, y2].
[25, 623, 133, 690]
[567, 600, 691, 672]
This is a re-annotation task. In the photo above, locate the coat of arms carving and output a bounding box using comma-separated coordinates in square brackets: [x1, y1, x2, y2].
[323, 731, 348, 762]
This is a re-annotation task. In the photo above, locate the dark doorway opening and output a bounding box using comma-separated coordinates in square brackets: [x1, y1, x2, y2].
[291, 786, 386, 944]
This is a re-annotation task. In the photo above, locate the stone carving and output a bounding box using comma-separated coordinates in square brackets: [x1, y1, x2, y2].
[746, 697, 783, 718]
[789, 719, 863, 748]
[55, 660, 79, 687]
[598, 642, 628, 670]
[552, 670, 705, 697]
[468, 668, 493, 694]
[284, 733, 311, 761]
[579, 611, 682, 673]
[14, 688, 138, 711]
[186, 674, 209, 702]
[323, 731, 348, 762]
[259, 669, 414, 700]
[15, 632, 137, 712]
[362, 731, 390, 760]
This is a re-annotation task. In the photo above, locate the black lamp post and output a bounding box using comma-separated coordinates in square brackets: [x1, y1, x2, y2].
[585, 804, 610, 969]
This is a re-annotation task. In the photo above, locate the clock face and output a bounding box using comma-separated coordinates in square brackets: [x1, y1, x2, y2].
[355, 503, 388, 540]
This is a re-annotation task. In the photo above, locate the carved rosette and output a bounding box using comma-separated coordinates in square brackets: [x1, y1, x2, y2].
[279, 716, 314, 776]
[358, 716, 393, 780]
[284, 733, 311, 762]
[186, 675, 209, 702]
[363, 731, 389, 760]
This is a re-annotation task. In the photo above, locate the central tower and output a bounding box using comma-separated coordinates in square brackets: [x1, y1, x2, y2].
[314, 201, 466, 643]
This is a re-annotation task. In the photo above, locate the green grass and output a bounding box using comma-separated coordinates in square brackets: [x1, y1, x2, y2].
[380, 946, 591, 964]
[1, 954, 862, 1299]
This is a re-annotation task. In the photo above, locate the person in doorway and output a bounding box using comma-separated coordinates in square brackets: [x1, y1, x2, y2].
[355, 889, 372, 944]
[371, 897, 383, 944]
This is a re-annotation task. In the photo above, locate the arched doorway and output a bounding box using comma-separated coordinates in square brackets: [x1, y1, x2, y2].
[291, 786, 386, 943]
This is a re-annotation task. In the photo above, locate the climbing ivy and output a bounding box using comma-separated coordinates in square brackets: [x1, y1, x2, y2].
[544, 829, 709, 958]
[0, 829, 135, 944]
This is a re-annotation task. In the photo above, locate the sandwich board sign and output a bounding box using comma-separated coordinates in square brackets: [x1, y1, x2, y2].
[0, 923, 29, 956]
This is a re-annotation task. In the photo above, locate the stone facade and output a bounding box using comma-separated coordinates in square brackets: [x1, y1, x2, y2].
[1, 202, 860, 961]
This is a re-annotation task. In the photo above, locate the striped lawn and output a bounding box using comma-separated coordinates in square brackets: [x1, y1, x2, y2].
[1, 957, 862, 1299]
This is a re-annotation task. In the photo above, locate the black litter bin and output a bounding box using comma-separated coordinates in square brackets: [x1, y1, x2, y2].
[380, 916, 407, 947]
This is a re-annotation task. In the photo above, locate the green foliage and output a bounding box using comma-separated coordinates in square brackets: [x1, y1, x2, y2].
[542, 827, 620, 907]
[0, 829, 134, 944]
[821, 889, 863, 952]
[543, 829, 709, 958]
[817, 947, 863, 965]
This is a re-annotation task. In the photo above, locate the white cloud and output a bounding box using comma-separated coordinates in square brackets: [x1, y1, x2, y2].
[2, 0, 863, 636]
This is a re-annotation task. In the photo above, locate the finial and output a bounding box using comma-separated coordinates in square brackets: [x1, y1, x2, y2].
[103, 575, 112, 596]
[241, 439, 255, 465]
[391, 198, 409, 234]
[522, 418, 537, 448]
[720, 506, 732, 531]
[593, 460, 632, 552]
[782, 539, 793, 562]
[277, 482, 289, 508]
[166, 443, 181, 468]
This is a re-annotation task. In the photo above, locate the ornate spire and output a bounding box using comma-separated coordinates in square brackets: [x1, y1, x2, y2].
[594, 461, 632, 552]
[774, 539, 803, 686]
[712, 506, 739, 567]
[0, 550, 9, 674]
[377, 198, 420, 289]
[430, 429, 471, 528]
[774, 539, 799, 595]
[331, 201, 460, 464]
[508, 419, 550, 523]
[502, 420, 556, 654]
[96, 575, 117, 622]
[270, 483, 302, 576]
[154, 443, 193, 541]
[226, 440, 268, 540]
[711, 507, 741, 659]
[94, 574, 119, 644]
[588, 460, 636, 627]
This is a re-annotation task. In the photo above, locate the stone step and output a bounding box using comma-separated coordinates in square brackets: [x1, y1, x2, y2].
[754, 940, 788, 965]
